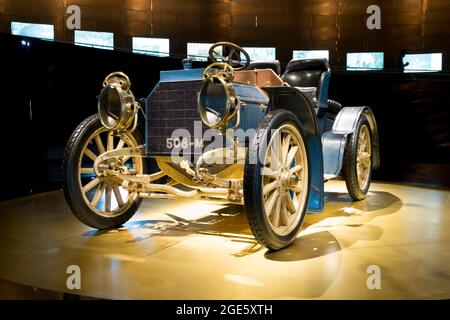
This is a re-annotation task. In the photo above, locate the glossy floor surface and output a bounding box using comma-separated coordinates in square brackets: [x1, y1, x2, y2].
[0, 181, 449, 300]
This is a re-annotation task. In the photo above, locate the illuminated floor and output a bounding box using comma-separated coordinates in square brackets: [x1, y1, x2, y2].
[0, 181, 449, 300]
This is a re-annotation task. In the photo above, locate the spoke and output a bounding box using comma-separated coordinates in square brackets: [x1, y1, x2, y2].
[227, 48, 236, 60]
[213, 49, 222, 58]
[82, 177, 100, 193]
[263, 180, 278, 196]
[290, 183, 303, 193]
[105, 186, 112, 213]
[266, 189, 279, 217]
[261, 167, 278, 178]
[94, 135, 106, 155]
[128, 191, 137, 201]
[281, 134, 291, 163]
[286, 193, 296, 213]
[121, 155, 132, 164]
[269, 132, 282, 170]
[286, 146, 299, 166]
[271, 196, 282, 227]
[116, 138, 125, 150]
[119, 135, 136, 164]
[279, 198, 288, 226]
[91, 183, 104, 207]
[272, 132, 282, 164]
[84, 148, 97, 162]
[113, 185, 124, 207]
[290, 164, 303, 174]
[122, 134, 132, 144]
[107, 131, 114, 151]
[270, 149, 280, 170]
[80, 168, 95, 174]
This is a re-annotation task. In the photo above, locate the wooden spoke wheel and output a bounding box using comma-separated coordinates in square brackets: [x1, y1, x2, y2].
[356, 125, 372, 191]
[343, 114, 373, 201]
[244, 109, 310, 250]
[63, 115, 144, 229]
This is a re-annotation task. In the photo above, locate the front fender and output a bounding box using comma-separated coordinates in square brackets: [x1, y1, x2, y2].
[263, 86, 324, 213]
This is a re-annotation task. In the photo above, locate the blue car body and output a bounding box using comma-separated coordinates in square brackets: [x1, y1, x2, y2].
[144, 65, 379, 214]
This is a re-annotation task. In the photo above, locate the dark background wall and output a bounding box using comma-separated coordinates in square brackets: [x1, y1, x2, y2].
[0, 33, 183, 200]
[0, 0, 450, 69]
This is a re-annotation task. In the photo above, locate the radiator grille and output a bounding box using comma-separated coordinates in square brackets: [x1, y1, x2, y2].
[146, 80, 208, 156]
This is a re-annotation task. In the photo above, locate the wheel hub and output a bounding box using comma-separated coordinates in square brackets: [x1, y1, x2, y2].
[278, 167, 298, 191]
[278, 166, 291, 189]
[260, 124, 309, 237]
[289, 174, 299, 188]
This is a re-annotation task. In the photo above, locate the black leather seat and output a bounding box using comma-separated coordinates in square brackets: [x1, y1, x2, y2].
[282, 59, 329, 86]
[281, 58, 331, 108]
[248, 60, 281, 75]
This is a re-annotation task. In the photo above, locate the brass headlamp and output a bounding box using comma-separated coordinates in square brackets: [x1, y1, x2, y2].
[98, 72, 139, 132]
[197, 63, 240, 130]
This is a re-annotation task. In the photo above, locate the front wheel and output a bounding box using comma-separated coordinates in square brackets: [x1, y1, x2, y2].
[63, 115, 144, 229]
[244, 109, 310, 250]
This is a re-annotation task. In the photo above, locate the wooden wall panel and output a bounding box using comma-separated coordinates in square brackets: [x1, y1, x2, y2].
[0, 0, 448, 70]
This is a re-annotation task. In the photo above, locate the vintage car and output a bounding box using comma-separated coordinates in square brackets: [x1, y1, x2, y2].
[63, 42, 379, 250]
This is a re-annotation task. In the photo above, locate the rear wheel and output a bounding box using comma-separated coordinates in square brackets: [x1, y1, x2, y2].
[63, 115, 144, 229]
[244, 109, 310, 250]
[326, 100, 343, 120]
[343, 115, 372, 200]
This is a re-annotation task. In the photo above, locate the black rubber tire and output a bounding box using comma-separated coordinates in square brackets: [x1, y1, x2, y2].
[327, 100, 343, 115]
[342, 114, 372, 201]
[63, 115, 144, 229]
[326, 100, 343, 120]
[244, 109, 311, 251]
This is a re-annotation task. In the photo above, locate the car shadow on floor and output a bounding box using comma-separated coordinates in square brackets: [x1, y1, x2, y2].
[266, 190, 403, 261]
[83, 190, 402, 259]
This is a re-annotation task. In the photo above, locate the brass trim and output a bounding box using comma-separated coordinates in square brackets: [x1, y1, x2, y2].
[202, 62, 235, 82]
[197, 74, 239, 131]
[98, 71, 139, 132]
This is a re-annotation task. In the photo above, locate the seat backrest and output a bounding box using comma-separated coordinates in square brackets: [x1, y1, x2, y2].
[281, 58, 330, 88]
[248, 60, 281, 75]
[281, 58, 331, 108]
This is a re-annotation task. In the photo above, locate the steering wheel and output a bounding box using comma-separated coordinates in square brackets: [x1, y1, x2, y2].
[208, 42, 251, 71]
